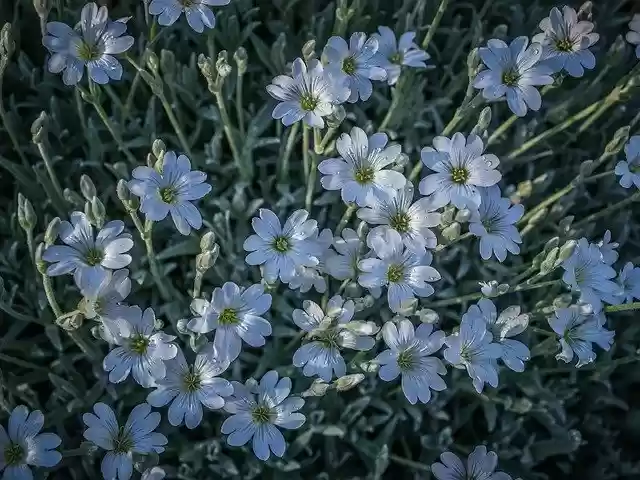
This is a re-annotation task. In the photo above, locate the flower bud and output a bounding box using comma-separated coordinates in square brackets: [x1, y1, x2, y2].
[196, 245, 219, 273]
[543, 236, 560, 253]
[577, 1, 593, 21]
[302, 40, 317, 62]
[80, 174, 97, 201]
[326, 104, 347, 129]
[471, 106, 492, 136]
[117, 179, 139, 211]
[496, 283, 510, 295]
[176, 317, 191, 335]
[31, 111, 48, 143]
[200, 231, 216, 251]
[454, 208, 472, 223]
[301, 378, 332, 397]
[216, 51, 232, 79]
[152, 139, 166, 160]
[33, 0, 50, 19]
[539, 247, 559, 275]
[334, 373, 365, 392]
[44, 217, 60, 245]
[63, 188, 84, 208]
[146, 51, 160, 75]
[111, 161, 129, 179]
[35, 242, 47, 274]
[558, 240, 577, 262]
[233, 46, 248, 75]
[441, 222, 461, 242]
[91, 197, 106, 228]
[605, 126, 630, 156]
[0, 23, 15, 61]
[57, 312, 84, 331]
[415, 308, 439, 324]
[18, 194, 36, 232]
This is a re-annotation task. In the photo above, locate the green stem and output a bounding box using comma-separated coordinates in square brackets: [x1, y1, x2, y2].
[389, 454, 431, 473]
[159, 92, 193, 159]
[430, 279, 562, 308]
[335, 204, 357, 235]
[318, 126, 337, 154]
[605, 302, 640, 313]
[236, 71, 245, 137]
[305, 129, 320, 211]
[34, 140, 65, 203]
[421, 0, 450, 50]
[302, 123, 310, 178]
[0, 77, 30, 168]
[573, 192, 640, 229]
[487, 115, 518, 146]
[193, 271, 204, 299]
[379, 78, 404, 131]
[434, 232, 472, 252]
[279, 122, 300, 183]
[214, 90, 247, 179]
[42, 275, 63, 318]
[142, 219, 172, 301]
[25, 229, 38, 279]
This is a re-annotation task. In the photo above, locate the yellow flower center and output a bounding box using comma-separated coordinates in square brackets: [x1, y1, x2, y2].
[272, 236, 290, 253]
[450, 167, 469, 184]
[251, 405, 273, 424]
[386, 264, 404, 283]
[342, 56, 357, 75]
[300, 94, 318, 112]
[183, 369, 202, 392]
[354, 166, 375, 185]
[76, 41, 101, 61]
[129, 334, 150, 355]
[4, 443, 24, 466]
[397, 350, 414, 371]
[112, 427, 133, 454]
[555, 38, 574, 52]
[390, 212, 411, 233]
[85, 247, 104, 266]
[501, 69, 520, 87]
[390, 52, 403, 65]
[160, 186, 178, 204]
[218, 308, 239, 326]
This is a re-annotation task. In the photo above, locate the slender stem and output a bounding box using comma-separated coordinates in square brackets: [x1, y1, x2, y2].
[142, 219, 172, 301]
[429, 279, 562, 307]
[192, 271, 204, 299]
[279, 122, 300, 183]
[42, 275, 63, 319]
[573, 192, 640, 229]
[318, 126, 337, 154]
[379, 78, 405, 131]
[389, 454, 431, 473]
[34, 140, 64, 202]
[25, 230, 38, 279]
[487, 115, 518, 146]
[421, 0, 450, 50]
[214, 90, 247, 179]
[122, 71, 143, 123]
[435, 232, 472, 252]
[0, 77, 30, 168]
[302, 123, 310, 178]
[236, 71, 245, 137]
[305, 129, 319, 212]
[78, 86, 138, 164]
[335, 205, 357, 235]
[158, 93, 193, 159]
[605, 301, 640, 313]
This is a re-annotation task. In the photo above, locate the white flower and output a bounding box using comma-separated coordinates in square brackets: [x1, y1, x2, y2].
[597, 229, 619, 265]
[103, 306, 178, 387]
[615, 135, 640, 190]
[372, 26, 430, 85]
[149, 0, 229, 33]
[419, 133, 501, 209]
[287, 228, 333, 294]
[243, 209, 319, 283]
[357, 184, 441, 253]
[358, 229, 441, 313]
[0, 406, 61, 478]
[626, 14, 640, 58]
[532, 6, 599, 77]
[42, 3, 134, 85]
[468, 185, 524, 262]
[376, 320, 447, 404]
[83, 402, 167, 480]
[42, 212, 133, 293]
[561, 238, 619, 312]
[80, 268, 131, 321]
[187, 282, 272, 363]
[318, 127, 406, 207]
[292, 296, 376, 381]
[142, 467, 166, 480]
[221, 371, 305, 461]
[463, 299, 530, 372]
[548, 307, 614, 367]
[147, 348, 233, 429]
[129, 151, 211, 235]
[473, 36, 553, 117]
[325, 227, 363, 281]
[603, 262, 640, 305]
[431, 445, 513, 480]
[323, 33, 387, 102]
[443, 314, 502, 393]
[266, 58, 349, 127]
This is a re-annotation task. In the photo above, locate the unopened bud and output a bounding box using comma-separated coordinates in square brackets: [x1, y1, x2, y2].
[200, 231, 216, 251]
[79, 174, 97, 200]
[454, 208, 472, 223]
[577, 1, 593, 21]
[301, 378, 332, 397]
[146, 51, 160, 74]
[63, 188, 84, 207]
[543, 237, 560, 253]
[233, 46, 248, 75]
[176, 317, 191, 335]
[44, 217, 60, 245]
[57, 312, 84, 331]
[196, 245, 219, 272]
[216, 51, 232, 78]
[578, 160, 595, 179]
[334, 374, 365, 392]
[18, 195, 36, 232]
[415, 308, 439, 324]
[471, 106, 492, 136]
[302, 40, 317, 62]
[31, 111, 48, 143]
[326, 105, 347, 129]
[152, 139, 166, 160]
[35, 242, 47, 274]
[117, 179, 138, 211]
[91, 197, 106, 228]
[605, 126, 630, 155]
[539, 247, 559, 275]
[558, 240, 577, 262]
[441, 222, 461, 242]
[33, 0, 50, 18]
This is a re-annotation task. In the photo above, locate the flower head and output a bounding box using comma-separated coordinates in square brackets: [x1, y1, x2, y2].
[473, 36, 553, 116]
[42, 212, 133, 293]
[147, 348, 233, 429]
[443, 314, 502, 393]
[431, 445, 513, 480]
[469, 185, 524, 262]
[243, 208, 320, 284]
[149, 0, 230, 33]
[83, 402, 167, 480]
[323, 33, 387, 102]
[318, 127, 406, 207]
[615, 135, 640, 190]
[419, 133, 501, 209]
[287, 228, 333, 294]
[532, 6, 599, 77]
[376, 320, 447, 404]
[79, 268, 131, 321]
[463, 299, 530, 372]
[103, 306, 178, 387]
[292, 295, 377, 381]
[43, 3, 134, 85]
[187, 282, 272, 363]
[0, 406, 61, 478]
[597, 229, 619, 265]
[548, 307, 614, 367]
[561, 238, 619, 312]
[325, 228, 364, 281]
[626, 14, 640, 58]
[129, 151, 211, 235]
[222, 371, 305, 461]
[602, 262, 640, 305]
[358, 229, 441, 313]
[372, 26, 430, 85]
[357, 184, 441, 253]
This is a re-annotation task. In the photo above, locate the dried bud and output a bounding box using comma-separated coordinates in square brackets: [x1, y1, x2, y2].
[31, 111, 49, 143]
[197, 54, 214, 82]
[44, 217, 60, 245]
[196, 244, 219, 272]
[302, 40, 317, 62]
[334, 374, 365, 392]
[91, 197, 106, 228]
[57, 312, 84, 331]
[152, 139, 166, 160]
[301, 378, 332, 397]
[200, 231, 216, 251]
[35, 242, 47, 274]
[605, 126, 630, 156]
[233, 46, 248, 75]
[216, 51, 232, 78]
[79, 174, 97, 200]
